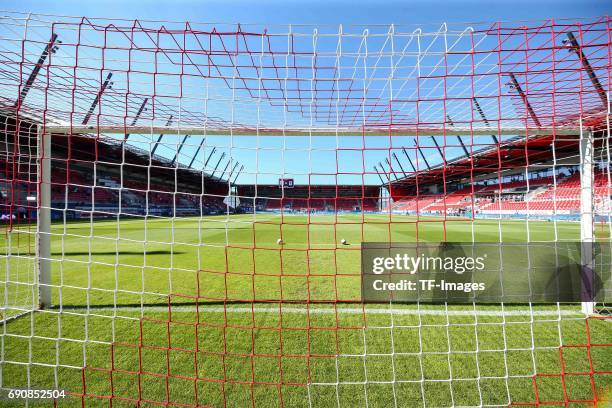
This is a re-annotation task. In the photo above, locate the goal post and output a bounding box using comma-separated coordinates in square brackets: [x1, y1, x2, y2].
[37, 125, 51, 309]
[579, 127, 594, 315]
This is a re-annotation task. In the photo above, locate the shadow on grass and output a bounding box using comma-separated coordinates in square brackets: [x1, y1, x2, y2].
[14, 250, 187, 256]
[50, 299, 364, 310]
[51, 250, 183, 256]
[47, 300, 564, 311]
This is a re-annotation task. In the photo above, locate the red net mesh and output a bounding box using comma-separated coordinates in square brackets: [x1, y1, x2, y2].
[0, 13, 610, 407]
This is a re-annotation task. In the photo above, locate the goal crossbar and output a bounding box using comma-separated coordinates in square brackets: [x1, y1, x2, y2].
[43, 125, 583, 136]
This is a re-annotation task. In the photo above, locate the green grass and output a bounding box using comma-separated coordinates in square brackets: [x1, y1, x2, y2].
[1, 214, 611, 407]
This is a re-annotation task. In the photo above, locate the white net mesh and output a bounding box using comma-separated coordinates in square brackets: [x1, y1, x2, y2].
[0, 12, 610, 407]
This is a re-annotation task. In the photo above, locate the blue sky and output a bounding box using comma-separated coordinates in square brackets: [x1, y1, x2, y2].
[2, 0, 607, 26]
[1, 1, 609, 186]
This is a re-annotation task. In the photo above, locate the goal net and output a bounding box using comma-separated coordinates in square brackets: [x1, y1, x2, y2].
[1, 12, 611, 407]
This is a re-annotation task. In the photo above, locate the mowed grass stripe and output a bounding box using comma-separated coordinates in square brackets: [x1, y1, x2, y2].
[1, 214, 587, 310]
[2, 304, 609, 407]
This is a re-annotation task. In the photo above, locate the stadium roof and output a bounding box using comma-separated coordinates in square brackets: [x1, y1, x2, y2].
[388, 133, 582, 190]
[0, 13, 609, 186]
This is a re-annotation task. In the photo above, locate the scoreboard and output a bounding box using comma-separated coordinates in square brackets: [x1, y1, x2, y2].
[278, 178, 295, 188]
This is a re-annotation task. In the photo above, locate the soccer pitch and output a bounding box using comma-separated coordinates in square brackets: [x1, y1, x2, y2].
[1, 214, 611, 407]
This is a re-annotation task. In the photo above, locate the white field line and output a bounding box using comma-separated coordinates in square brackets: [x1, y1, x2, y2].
[52, 305, 585, 317]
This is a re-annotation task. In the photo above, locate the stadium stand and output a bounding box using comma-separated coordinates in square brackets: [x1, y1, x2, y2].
[236, 184, 380, 213]
[0, 115, 230, 220]
[390, 171, 610, 216]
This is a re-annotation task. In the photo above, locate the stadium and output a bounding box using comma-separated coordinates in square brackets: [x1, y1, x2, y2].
[0, 10, 611, 407]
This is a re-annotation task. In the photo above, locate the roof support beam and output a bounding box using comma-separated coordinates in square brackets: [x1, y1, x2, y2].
[402, 148, 416, 172]
[203, 147, 217, 168]
[392, 152, 408, 177]
[447, 115, 471, 158]
[14, 34, 59, 108]
[373, 165, 386, 185]
[228, 162, 240, 179]
[232, 165, 244, 184]
[220, 160, 231, 179]
[430, 136, 446, 164]
[188, 137, 206, 168]
[472, 98, 498, 144]
[124, 98, 148, 141]
[564, 32, 609, 108]
[211, 152, 226, 177]
[150, 115, 173, 157]
[170, 134, 190, 166]
[507, 73, 542, 128]
[385, 157, 399, 180]
[379, 161, 392, 183]
[456, 136, 471, 158]
[414, 140, 431, 170]
[82, 72, 113, 125]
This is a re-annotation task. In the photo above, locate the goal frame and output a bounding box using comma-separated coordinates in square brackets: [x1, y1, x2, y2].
[35, 123, 599, 314]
